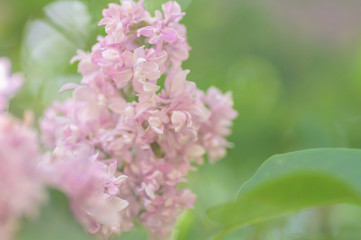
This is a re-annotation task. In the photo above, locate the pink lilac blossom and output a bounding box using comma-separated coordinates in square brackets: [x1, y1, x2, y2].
[39, 145, 128, 237]
[40, 0, 237, 239]
[0, 59, 44, 240]
[40, 97, 129, 237]
[0, 58, 23, 111]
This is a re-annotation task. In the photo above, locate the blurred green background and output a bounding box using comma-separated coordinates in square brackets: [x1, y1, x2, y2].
[2, 0, 361, 239]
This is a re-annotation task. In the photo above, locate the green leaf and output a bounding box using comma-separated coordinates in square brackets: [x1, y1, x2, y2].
[112, 227, 148, 240]
[17, 189, 95, 240]
[172, 210, 195, 240]
[44, 0, 92, 49]
[15, 1, 92, 117]
[21, 0, 92, 83]
[207, 148, 361, 239]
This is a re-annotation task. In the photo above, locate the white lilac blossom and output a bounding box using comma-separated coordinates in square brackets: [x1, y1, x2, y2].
[40, 0, 237, 239]
[0, 58, 44, 240]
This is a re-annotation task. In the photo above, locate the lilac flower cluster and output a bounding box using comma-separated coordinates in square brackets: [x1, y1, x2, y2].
[40, 0, 237, 239]
[0, 58, 44, 240]
[0, 58, 22, 111]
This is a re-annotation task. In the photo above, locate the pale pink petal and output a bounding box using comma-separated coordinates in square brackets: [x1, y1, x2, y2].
[59, 83, 80, 93]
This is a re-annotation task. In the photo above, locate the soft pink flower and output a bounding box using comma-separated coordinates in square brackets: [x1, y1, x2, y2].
[40, 145, 128, 237]
[0, 114, 44, 240]
[0, 58, 44, 240]
[200, 87, 238, 163]
[0, 58, 23, 111]
[40, 1, 237, 239]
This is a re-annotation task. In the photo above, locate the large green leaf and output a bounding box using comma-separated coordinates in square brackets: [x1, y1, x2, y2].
[207, 148, 361, 239]
[17, 189, 95, 240]
[13, 1, 92, 117]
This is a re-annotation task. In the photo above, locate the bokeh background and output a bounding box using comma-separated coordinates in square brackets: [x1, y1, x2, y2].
[2, 0, 361, 239]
